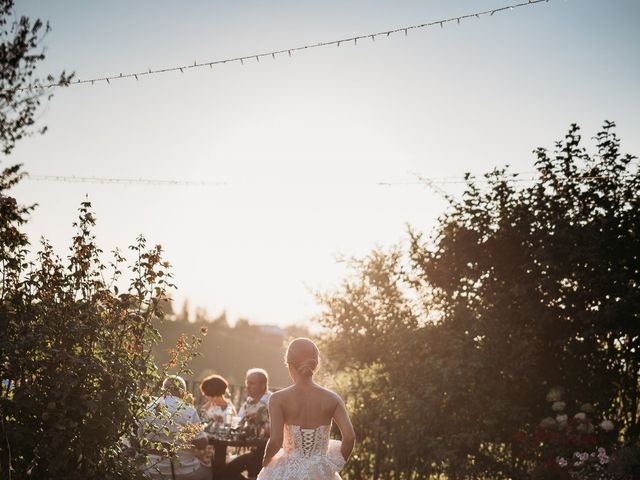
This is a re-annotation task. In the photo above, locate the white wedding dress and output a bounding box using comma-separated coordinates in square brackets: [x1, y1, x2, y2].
[257, 424, 346, 480]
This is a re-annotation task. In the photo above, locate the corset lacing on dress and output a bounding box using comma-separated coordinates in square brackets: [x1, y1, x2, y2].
[257, 423, 345, 479]
[284, 424, 330, 457]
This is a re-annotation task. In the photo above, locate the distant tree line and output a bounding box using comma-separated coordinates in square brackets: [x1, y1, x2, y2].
[153, 304, 310, 392]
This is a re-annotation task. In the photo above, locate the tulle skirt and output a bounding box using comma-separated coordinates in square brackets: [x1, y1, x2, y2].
[257, 440, 346, 480]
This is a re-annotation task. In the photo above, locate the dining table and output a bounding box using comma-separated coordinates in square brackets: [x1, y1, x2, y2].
[207, 432, 267, 480]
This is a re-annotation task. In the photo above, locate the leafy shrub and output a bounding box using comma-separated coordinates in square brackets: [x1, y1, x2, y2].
[0, 166, 201, 479]
[319, 123, 640, 479]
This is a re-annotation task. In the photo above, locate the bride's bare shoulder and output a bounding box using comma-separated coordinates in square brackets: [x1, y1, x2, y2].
[269, 386, 293, 402]
[274, 385, 296, 396]
[317, 385, 343, 403]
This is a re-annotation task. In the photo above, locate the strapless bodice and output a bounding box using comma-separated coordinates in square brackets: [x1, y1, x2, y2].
[257, 423, 344, 479]
[283, 424, 332, 457]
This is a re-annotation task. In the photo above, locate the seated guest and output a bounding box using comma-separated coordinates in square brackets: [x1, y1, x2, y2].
[237, 368, 272, 435]
[199, 374, 237, 426]
[143, 375, 211, 480]
[223, 368, 272, 480]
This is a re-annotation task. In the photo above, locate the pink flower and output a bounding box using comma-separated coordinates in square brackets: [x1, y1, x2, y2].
[597, 447, 609, 464]
[573, 451, 589, 466]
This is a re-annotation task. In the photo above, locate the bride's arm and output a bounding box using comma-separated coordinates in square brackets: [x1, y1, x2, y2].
[333, 396, 355, 461]
[262, 393, 284, 467]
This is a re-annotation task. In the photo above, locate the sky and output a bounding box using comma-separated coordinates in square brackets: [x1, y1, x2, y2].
[5, 0, 640, 327]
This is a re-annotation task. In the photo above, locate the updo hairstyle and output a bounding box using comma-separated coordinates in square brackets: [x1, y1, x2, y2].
[286, 337, 320, 378]
[200, 374, 229, 397]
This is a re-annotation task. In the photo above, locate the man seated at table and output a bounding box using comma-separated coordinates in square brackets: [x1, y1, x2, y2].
[142, 375, 211, 480]
[223, 368, 272, 480]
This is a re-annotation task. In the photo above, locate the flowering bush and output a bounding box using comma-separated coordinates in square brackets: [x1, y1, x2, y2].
[526, 387, 619, 480]
[0, 168, 203, 479]
[555, 447, 611, 480]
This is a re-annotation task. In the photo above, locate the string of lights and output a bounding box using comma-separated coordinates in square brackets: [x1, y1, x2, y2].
[24, 171, 635, 188]
[380, 174, 639, 186]
[25, 174, 228, 187]
[21, 0, 550, 91]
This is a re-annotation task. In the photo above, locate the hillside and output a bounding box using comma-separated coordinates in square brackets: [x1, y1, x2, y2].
[153, 317, 307, 390]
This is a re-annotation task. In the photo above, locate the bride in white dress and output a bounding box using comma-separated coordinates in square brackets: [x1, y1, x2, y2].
[257, 338, 355, 480]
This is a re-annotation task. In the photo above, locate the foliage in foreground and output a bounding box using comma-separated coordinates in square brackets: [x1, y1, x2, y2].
[0, 166, 201, 479]
[319, 122, 640, 480]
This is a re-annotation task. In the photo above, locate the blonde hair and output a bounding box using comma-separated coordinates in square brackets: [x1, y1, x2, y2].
[285, 337, 319, 378]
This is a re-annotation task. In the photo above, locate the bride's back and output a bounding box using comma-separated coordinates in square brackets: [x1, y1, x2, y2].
[278, 383, 339, 429]
[258, 338, 355, 477]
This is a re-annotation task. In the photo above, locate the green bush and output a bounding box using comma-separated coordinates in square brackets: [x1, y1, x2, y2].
[319, 123, 640, 480]
[0, 166, 201, 479]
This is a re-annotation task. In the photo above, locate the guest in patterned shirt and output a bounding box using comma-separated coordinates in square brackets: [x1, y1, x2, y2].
[223, 368, 272, 480]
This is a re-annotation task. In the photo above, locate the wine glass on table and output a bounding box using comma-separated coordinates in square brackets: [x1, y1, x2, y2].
[230, 416, 243, 440]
